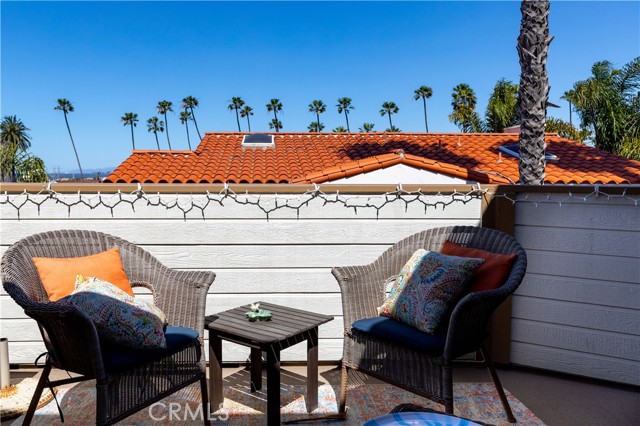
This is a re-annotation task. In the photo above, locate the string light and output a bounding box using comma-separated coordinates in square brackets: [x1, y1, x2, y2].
[1, 186, 487, 220]
[2, 186, 637, 221]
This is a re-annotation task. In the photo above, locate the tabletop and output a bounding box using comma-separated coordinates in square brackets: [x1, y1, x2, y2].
[205, 301, 334, 344]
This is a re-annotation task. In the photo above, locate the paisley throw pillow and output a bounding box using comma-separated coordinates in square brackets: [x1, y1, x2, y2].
[379, 250, 484, 334]
[58, 275, 167, 349]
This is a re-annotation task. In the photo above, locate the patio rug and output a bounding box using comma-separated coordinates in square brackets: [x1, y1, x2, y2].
[10, 381, 546, 425]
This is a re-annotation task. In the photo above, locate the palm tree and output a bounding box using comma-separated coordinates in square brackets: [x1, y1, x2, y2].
[0, 115, 31, 151]
[1, 115, 32, 181]
[517, 0, 552, 184]
[228, 97, 245, 132]
[359, 123, 375, 132]
[147, 117, 164, 150]
[181, 96, 202, 140]
[120, 112, 138, 150]
[240, 105, 253, 132]
[413, 86, 433, 132]
[308, 100, 326, 132]
[308, 121, 325, 132]
[179, 110, 193, 150]
[380, 102, 399, 131]
[386, 125, 401, 132]
[333, 126, 347, 132]
[565, 58, 640, 157]
[156, 100, 173, 150]
[269, 118, 283, 132]
[561, 89, 575, 127]
[448, 84, 483, 132]
[336, 97, 354, 132]
[485, 79, 519, 132]
[266, 99, 283, 132]
[54, 98, 83, 178]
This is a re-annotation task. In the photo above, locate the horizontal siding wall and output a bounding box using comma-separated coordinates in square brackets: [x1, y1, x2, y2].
[512, 191, 640, 386]
[0, 189, 481, 364]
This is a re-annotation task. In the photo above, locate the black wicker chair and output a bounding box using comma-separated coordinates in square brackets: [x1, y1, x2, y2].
[334, 226, 527, 423]
[2, 230, 216, 426]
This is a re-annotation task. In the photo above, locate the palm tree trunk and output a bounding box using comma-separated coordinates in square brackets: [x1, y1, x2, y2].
[154, 132, 160, 150]
[190, 107, 202, 140]
[64, 113, 84, 178]
[185, 122, 192, 150]
[273, 111, 279, 132]
[517, 0, 552, 184]
[246, 116, 252, 132]
[568, 100, 572, 127]
[316, 112, 320, 131]
[164, 113, 172, 150]
[235, 108, 241, 132]
[130, 125, 136, 150]
[345, 112, 350, 132]
[423, 97, 429, 132]
[388, 113, 393, 130]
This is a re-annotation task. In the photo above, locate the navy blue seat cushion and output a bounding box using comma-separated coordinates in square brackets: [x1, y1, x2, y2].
[351, 317, 446, 353]
[102, 325, 200, 372]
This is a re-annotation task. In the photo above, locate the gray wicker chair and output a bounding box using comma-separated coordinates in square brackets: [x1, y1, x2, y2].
[335, 226, 527, 423]
[1, 230, 216, 426]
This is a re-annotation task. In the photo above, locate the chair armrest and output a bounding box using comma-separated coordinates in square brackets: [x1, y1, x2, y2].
[444, 288, 510, 360]
[149, 268, 216, 334]
[4, 282, 106, 378]
[333, 263, 389, 327]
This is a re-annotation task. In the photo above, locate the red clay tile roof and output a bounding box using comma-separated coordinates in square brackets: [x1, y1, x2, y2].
[104, 133, 640, 185]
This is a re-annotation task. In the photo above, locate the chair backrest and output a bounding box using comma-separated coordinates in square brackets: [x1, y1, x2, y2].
[2, 229, 163, 305]
[373, 226, 527, 297]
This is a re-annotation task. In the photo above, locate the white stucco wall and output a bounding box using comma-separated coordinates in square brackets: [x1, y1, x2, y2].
[0, 187, 482, 364]
[512, 191, 640, 385]
[331, 164, 472, 184]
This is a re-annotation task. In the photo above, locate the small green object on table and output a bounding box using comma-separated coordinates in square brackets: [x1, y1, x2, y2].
[245, 303, 272, 321]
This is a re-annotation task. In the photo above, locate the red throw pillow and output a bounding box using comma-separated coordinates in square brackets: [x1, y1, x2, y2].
[441, 241, 517, 292]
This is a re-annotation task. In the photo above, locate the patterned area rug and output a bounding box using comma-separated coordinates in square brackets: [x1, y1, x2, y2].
[11, 381, 545, 425]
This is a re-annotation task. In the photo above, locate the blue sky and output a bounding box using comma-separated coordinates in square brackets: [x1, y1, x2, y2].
[2, 1, 639, 172]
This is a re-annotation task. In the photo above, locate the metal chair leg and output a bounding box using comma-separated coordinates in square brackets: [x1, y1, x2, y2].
[480, 345, 516, 423]
[23, 362, 52, 425]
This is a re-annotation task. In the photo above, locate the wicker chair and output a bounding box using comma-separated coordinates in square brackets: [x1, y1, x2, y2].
[1, 230, 216, 426]
[335, 226, 527, 423]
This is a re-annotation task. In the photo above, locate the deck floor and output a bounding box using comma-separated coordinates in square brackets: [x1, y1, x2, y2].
[2, 364, 638, 426]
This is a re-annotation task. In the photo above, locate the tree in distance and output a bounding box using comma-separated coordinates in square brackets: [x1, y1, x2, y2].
[0, 115, 47, 182]
[413, 86, 433, 132]
[157, 100, 174, 150]
[179, 110, 193, 150]
[240, 105, 254, 132]
[359, 123, 375, 132]
[380, 102, 399, 131]
[269, 118, 283, 132]
[336, 97, 354, 132]
[308, 121, 325, 132]
[54, 98, 83, 178]
[448, 84, 483, 133]
[228, 97, 245, 132]
[266, 99, 283, 132]
[182, 96, 202, 140]
[120, 112, 139, 150]
[147, 117, 164, 150]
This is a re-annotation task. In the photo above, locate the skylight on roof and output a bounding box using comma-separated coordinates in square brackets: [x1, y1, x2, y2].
[242, 133, 274, 148]
[499, 144, 558, 161]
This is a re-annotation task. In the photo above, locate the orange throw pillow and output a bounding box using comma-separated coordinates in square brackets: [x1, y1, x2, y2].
[33, 248, 133, 301]
[441, 241, 517, 292]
